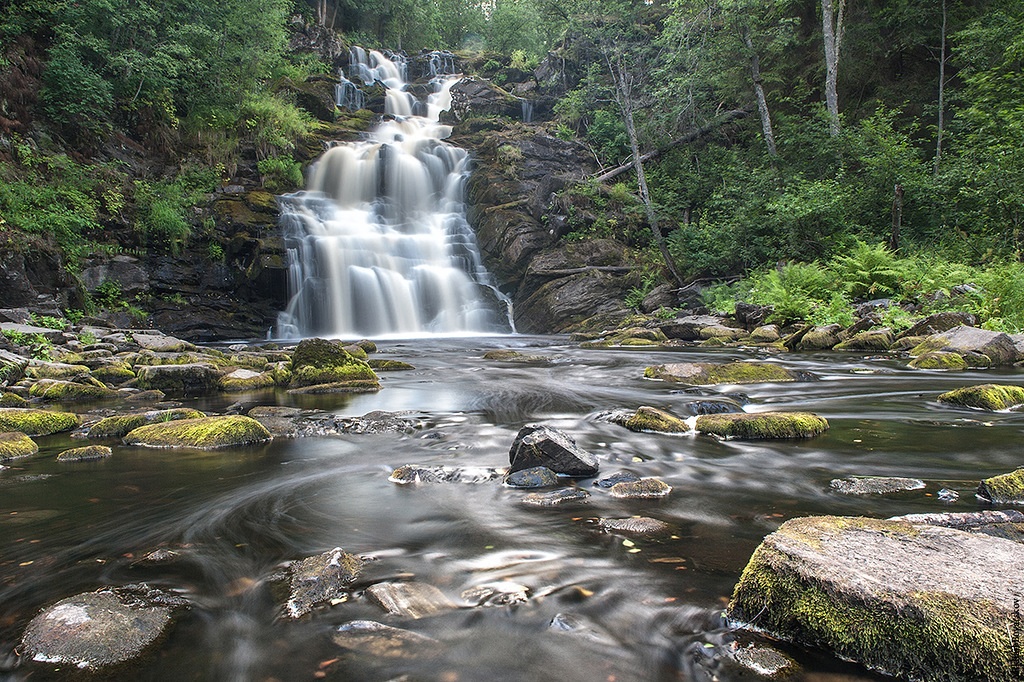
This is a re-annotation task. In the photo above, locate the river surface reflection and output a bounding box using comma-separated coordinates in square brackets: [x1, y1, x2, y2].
[2, 336, 1021, 681]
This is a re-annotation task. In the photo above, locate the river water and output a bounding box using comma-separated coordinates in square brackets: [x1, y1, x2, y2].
[2, 337, 1020, 681]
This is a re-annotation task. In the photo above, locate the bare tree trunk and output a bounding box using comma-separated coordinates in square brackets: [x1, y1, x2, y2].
[891, 183, 904, 251]
[934, 0, 947, 175]
[743, 25, 777, 157]
[821, 0, 847, 137]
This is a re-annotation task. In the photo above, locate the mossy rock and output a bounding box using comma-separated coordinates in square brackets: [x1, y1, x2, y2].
[0, 408, 79, 435]
[29, 379, 118, 401]
[220, 369, 277, 392]
[0, 392, 28, 407]
[56, 445, 113, 462]
[341, 344, 368, 360]
[796, 326, 841, 351]
[0, 349, 28, 384]
[89, 408, 206, 438]
[727, 515, 1024, 681]
[25, 362, 93, 380]
[90, 363, 136, 385]
[368, 359, 415, 371]
[834, 328, 894, 352]
[288, 338, 380, 390]
[0, 431, 38, 461]
[124, 415, 272, 449]
[481, 350, 550, 364]
[353, 339, 377, 354]
[286, 380, 381, 395]
[908, 351, 967, 370]
[290, 338, 350, 369]
[937, 384, 1024, 411]
[699, 337, 729, 347]
[645, 361, 800, 385]
[749, 325, 781, 343]
[977, 469, 1024, 503]
[581, 327, 668, 348]
[696, 412, 828, 439]
[699, 325, 746, 340]
[623, 406, 690, 433]
[135, 363, 221, 394]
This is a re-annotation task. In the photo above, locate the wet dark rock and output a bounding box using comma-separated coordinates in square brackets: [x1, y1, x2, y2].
[389, 465, 505, 485]
[131, 548, 182, 567]
[504, 465, 559, 488]
[331, 620, 440, 659]
[336, 410, 420, 434]
[135, 363, 220, 395]
[20, 584, 188, 670]
[609, 478, 672, 499]
[640, 284, 678, 314]
[461, 582, 530, 606]
[937, 488, 960, 502]
[594, 471, 641, 489]
[735, 302, 772, 328]
[521, 488, 590, 506]
[727, 515, 1024, 681]
[677, 398, 744, 416]
[594, 516, 671, 536]
[899, 312, 979, 339]
[731, 644, 798, 678]
[246, 405, 303, 438]
[366, 582, 458, 619]
[508, 424, 599, 477]
[645, 361, 799, 385]
[829, 477, 925, 495]
[443, 76, 520, 122]
[284, 548, 365, 619]
[56, 445, 112, 463]
[658, 315, 737, 341]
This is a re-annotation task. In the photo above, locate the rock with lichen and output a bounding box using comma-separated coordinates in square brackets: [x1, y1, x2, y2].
[616, 406, 690, 433]
[908, 351, 969, 370]
[123, 415, 272, 449]
[287, 337, 380, 393]
[910, 325, 1020, 366]
[830, 477, 925, 495]
[135, 363, 221, 394]
[88, 409, 206, 438]
[56, 445, 113, 463]
[0, 431, 38, 461]
[696, 412, 828, 439]
[978, 469, 1024, 504]
[608, 478, 672, 499]
[938, 384, 1024, 411]
[28, 379, 118, 401]
[0, 407, 79, 436]
[727, 514, 1024, 681]
[834, 328, 895, 351]
[644, 362, 801, 385]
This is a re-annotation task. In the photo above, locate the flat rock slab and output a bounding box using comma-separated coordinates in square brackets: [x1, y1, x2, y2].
[285, 548, 365, 618]
[21, 584, 187, 670]
[332, 620, 440, 659]
[727, 514, 1024, 681]
[521, 488, 591, 506]
[830, 476, 925, 495]
[366, 582, 458, 619]
[645, 362, 800, 385]
[594, 517, 672, 536]
[389, 465, 505, 485]
[132, 333, 196, 353]
[508, 424, 599, 476]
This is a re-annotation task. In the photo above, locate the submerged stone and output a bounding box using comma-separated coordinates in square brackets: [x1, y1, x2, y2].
[0, 408, 79, 436]
[830, 477, 925, 495]
[644, 361, 799, 386]
[696, 412, 829, 439]
[731, 644, 798, 678]
[609, 477, 672, 499]
[56, 445, 113, 463]
[937, 384, 1024, 411]
[727, 515, 1024, 681]
[123, 415, 272, 449]
[977, 468, 1024, 504]
[389, 465, 505, 485]
[594, 471, 641, 488]
[366, 582, 458, 619]
[88, 409, 206, 439]
[621, 406, 690, 433]
[0, 431, 38, 461]
[28, 379, 117, 402]
[285, 548, 365, 619]
[21, 584, 188, 670]
[521, 488, 591, 506]
[482, 349, 552, 364]
[908, 350, 968, 370]
[594, 516, 671, 536]
[331, 620, 439, 659]
[508, 424, 599, 476]
[504, 465, 559, 488]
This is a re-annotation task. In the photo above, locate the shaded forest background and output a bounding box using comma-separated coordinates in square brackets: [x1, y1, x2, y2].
[0, 0, 1022, 329]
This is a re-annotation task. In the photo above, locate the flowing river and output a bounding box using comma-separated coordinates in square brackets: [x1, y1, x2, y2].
[2, 337, 1020, 681]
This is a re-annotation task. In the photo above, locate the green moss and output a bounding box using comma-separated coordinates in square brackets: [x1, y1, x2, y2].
[90, 363, 136, 385]
[132, 351, 227, 367]
[290, 364, 378, 387]
[353, 339, 377, 354]
[728, 518, 1015, 681]
[582, 327, 668, 348]
[908, 351, 967, 370]
[938, 384, 1024, 411]
[220, 371, 277, 392]
[341, 344, 368, 360]
[0, 431, 39, 461]
[56, 445, 112, 462]
[623, 406, 690, 433]
[908, 337, 947, 357]
[88, 408, 206, 438]
[287, 338, 380, 389]
[25, 362, 92, 380]
[699, 337, 728, 347]
[28, 379, 117, 401]
[834, 329, 894, 351]
[978, 468, 1024, 503]
[696, 412, 828, 439]
[135, 363, 220, 393]
[286, 380, 381, 395]
[290, 338, 350, 369]
[368, 359, 415, 371]
[0, 408, 79, 435]
[645, 361, 798, 385]
[123, 415, 272, 449]
[481, 350, 549, 363]
[0, 392, 28, 407]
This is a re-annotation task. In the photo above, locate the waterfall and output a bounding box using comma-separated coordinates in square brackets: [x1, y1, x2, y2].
[520, 99, 535, 124]
[276, 49, 513, 339]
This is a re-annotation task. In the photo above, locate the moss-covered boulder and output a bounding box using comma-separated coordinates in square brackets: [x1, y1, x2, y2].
[135, 363, 221, 394]
[910, 325, 1020, 366]
[937, 384, 1024, 411]
[89, 362, 136, 386]
[0, 408, 79, 435]
[28, 379, 118, 401]
[834, 328, 894, 351]
[749, 325, 781, 343]
[123, 415, 272, 449]
[908, 351, 968, 370]
[288, 338, 379, 391]
[368, 359, 415, 371]
[621, 406, 690, 433]
[25, 361, 93, 380]
[977, 469, 1024, 504]
[796, 325, 841, 351]
[220, 368, 277, 392]
[57, 445, 113, 462]
[88, 409, 206, 439]
[0, 431, 38, 461]
[727, 514, 1024, 681]
[0, 348, 28, 385]
[696, 412, 828, 439]
[482, 349, 551, 364]
[645, 361, 800, 385]
[580, 326, 669, 348]
[0, 392, 28, 407]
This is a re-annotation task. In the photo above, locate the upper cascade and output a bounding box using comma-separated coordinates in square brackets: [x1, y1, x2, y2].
[276, 49, 511, 339]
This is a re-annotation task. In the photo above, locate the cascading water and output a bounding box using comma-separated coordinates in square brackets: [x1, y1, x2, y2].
[276, 49, 512, 338]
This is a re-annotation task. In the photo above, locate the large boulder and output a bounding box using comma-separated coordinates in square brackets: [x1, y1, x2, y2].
[644, 361, 800, 385]
[135, 363, 221, 394]
[938, 384, 1024, 411]
[658, 315, 737, 341]
[910, 325, 1020, 366]
[898, 311, 979, 338]
[508, 424, 599, 477]
[727, 514, 1024, 681]
[20, 584, 187, 670]
[123, 415, 272, 449]
[0, 431, 38, 461]
[288, 337, 380, 391]
[0, 407, 79, 435]
[696, 412, 829, 439]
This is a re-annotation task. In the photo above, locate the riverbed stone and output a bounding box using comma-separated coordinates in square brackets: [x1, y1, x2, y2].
[910, 325, 1020, 366]
[123, 415, 272, 449]
[833, 327, 894, 351]
[285, 547, 365, 618]
[389, 464, 505, 484]
[482, 349, 552, 364]
[644, 361, 799, 385]
[0, 391, 28, 407]
[24, 360, 93, 380]
[898, 311, 979, 339]
[829, 477, 925, 495]
[88, 408, 206, 438]
[366, 582, 458, 619]
[696, 412, 828, 439]
[594, 516, 672, 536]
[731, 644, 798, 678]
[977, 469, 1024, 504]
[0, 348, 29, 384]
[594, 471, 641, 488]
[132, 333, 196, 353]
[288, 337, 380, 391]
[937, 384, 1024, 411]
[908, 350, 969, 370]
[609, 477, 672, 499]
[748, 324, 781, 343]
[56, 445, 113, 463]
[461, 581, 530, 606]
[796, 325, 842, 351]
[521, 488, 591, 506]
[0, 431, 38, 461]
[20, 584, 188, 670]
[367, 359, 415, 371]
[28, 378, 118, 401]
[220, 368, 277, 392]
[620, 406, 690, 433]
[331, 620, 440, 659]
[135, 363, 221, 394]
[727, 514, 1024, 681]
[504, 465, 559, 488]
[658, 315, 738, 341]
[0, 407, 79, 435]
[508, 424, 599, 476]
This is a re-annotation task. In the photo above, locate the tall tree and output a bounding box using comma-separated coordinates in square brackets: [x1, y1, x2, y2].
[821, 0, 847, 136]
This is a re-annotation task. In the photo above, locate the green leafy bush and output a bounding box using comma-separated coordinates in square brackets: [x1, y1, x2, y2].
[829, 241, 902, 299]
[257, 156, 303, 192]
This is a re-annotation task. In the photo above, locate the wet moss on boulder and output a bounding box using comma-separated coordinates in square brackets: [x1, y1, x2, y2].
[0, 407, 79, 435]
[0, 392, 28, 407]
[696, 412, 828, 439]
[28, 379, 118, 401]
[88, 409, 206, 439]
[0, 431, 38, 461]
[123, 415, 272, 449]
[621, 406, 690, 433]
[938, 384, 1024, 411]
[645, 361, 800, 386]
[977, 469, 1024, 504]
[288, 337, 380, 391]
[89, 362, 136, 385]
[727, 515, 1024, 681]
[57, 445, 113, 462]
[908, 351, 968, 370]
[368, 359, 415, 371]
[220, 368, 277, 392]
[834, 328, 894, 351]
[135, 363, 221, 394]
